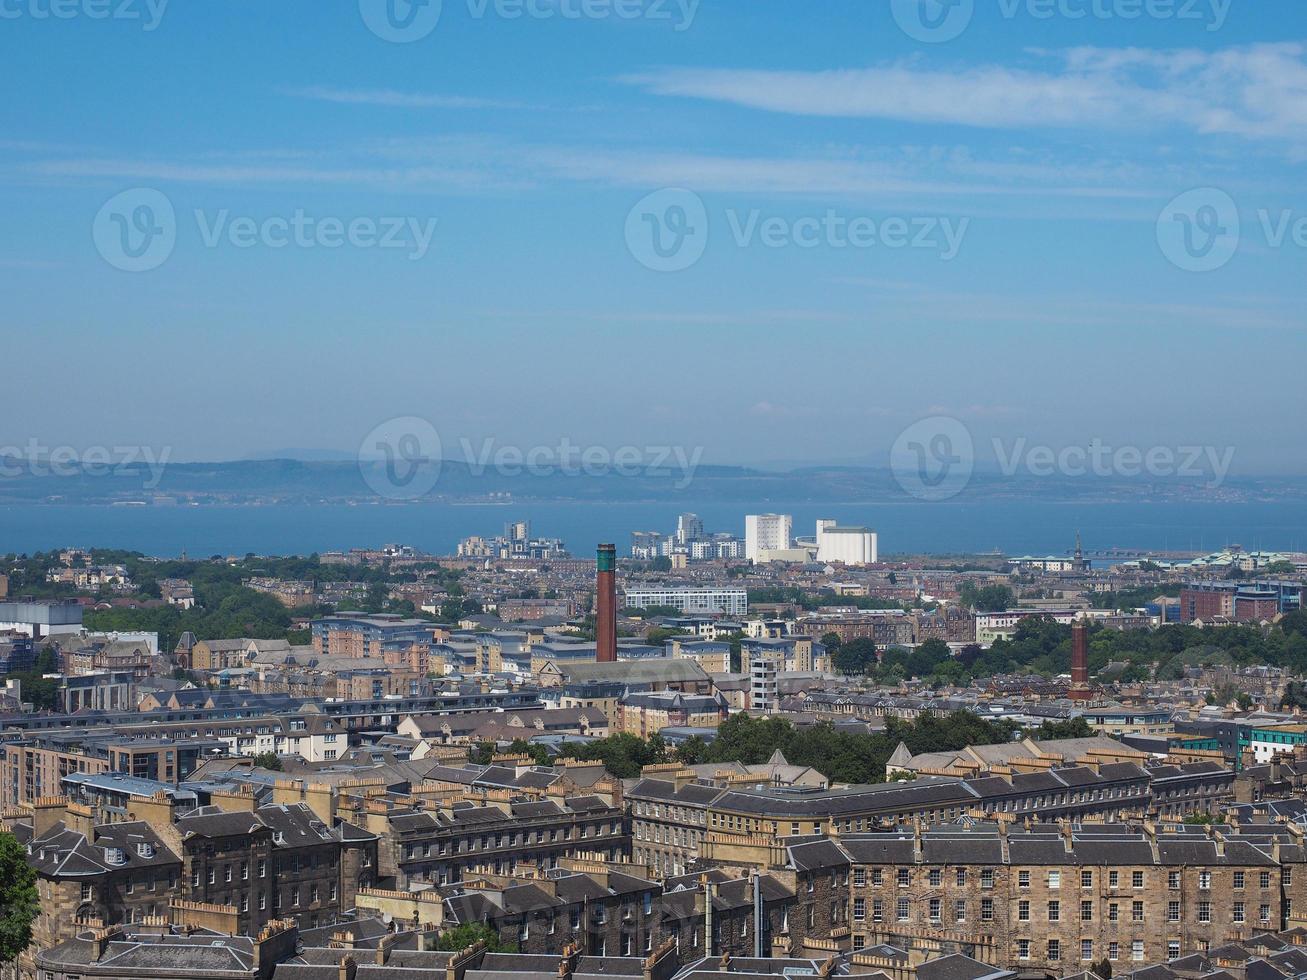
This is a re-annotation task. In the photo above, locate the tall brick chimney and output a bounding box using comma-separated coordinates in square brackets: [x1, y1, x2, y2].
[596, 544, 617, 663]
[1069, 620, 1091, 700]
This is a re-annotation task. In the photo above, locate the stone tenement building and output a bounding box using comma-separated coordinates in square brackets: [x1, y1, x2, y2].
[346, 789, 627, 888]
[433, 862, 793, 959]
[783, 821, 1307, 972]
[629, 759, 1234, 879]
[10, 787, 378, 964]
[226, 757, 633, 890]
[33, 919, 850, 980]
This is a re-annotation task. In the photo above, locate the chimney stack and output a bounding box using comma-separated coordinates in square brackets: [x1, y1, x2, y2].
[596, 544, 617, 663]
[1069, 621, 1091, 700]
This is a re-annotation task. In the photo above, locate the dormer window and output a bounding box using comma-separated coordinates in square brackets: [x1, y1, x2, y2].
[104, 847, 126, 866]
[136, 843, 154, 859]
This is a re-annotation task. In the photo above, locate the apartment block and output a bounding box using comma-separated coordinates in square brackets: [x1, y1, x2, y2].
[785, 821, 1307, 970]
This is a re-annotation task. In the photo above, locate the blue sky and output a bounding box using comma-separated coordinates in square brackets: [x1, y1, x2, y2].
[2, 0, 1306, 473]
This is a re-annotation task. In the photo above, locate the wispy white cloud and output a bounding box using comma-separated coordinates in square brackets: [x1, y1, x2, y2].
[18, 138, 1160, 207]
[284, 86, 528, 111]
[472, 307, 862, 326]
[5, 112, 1286, 217]
[858, 290, 1307, 332]
[620, 43, 1307, 151]
[749, 401, 820, 419]
[24, 142, 534, 193]
[470, 292, 1305, 334]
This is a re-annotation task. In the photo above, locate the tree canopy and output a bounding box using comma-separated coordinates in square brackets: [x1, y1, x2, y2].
[432, 923, 514, 952]
[569, 711, 1017, 785]
[833, 638, 878, 675]
[0, 831, 38, 964]
[555, 733, 669, 779]
[958, 582, 1015, 612]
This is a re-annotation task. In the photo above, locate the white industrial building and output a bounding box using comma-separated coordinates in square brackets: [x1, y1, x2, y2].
[0, 599, 83, 639]
[745, 513, 793, 562]
[623, 587, 748, 616]
[815, 519, 878, 565]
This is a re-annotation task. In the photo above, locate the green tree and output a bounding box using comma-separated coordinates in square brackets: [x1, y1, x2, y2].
[729, 635, 743, 673]
[251, 752, 283, 771]
[1207, 682, 1243, 707]
[1119, 663, 1151, 683]
[0, 831, 38, 971]
[432, 923, 514, 952]
[833, 637, 877, 675]
[958, 582, 1015, 612]
[8, 646, 62, 712]
[1282, 610, 1307, 640]
[1029, 718, 1094, 740]
[556, 733, 667, 779]
[1283, 681, 1307, 711]
[929, 657, 969, 686]
[632, 604, 682, 618]
[675, 735, 709, 765]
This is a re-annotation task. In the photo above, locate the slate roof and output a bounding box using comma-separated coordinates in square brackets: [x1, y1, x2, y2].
[788, 823, 1289, 871]
[176, 807, 267, 840]
[915, 953, 1015, 980]
[39, 931, 256, 976]
[28, 820, 180, 877]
